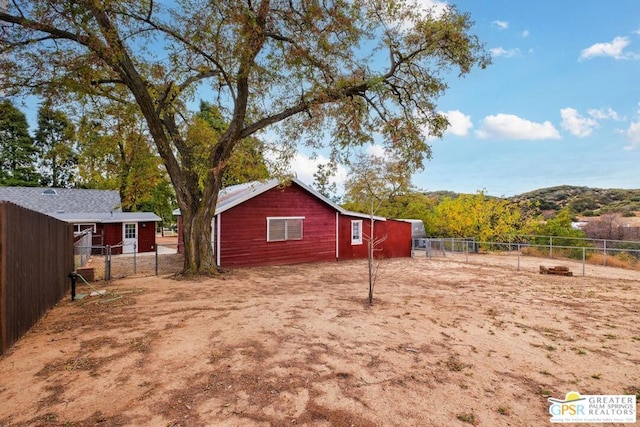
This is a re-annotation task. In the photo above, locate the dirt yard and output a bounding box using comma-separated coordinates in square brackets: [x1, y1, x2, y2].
[1, 254, 639, 426]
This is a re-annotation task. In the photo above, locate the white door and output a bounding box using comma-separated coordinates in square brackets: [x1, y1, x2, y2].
[123, 222, 138, 253]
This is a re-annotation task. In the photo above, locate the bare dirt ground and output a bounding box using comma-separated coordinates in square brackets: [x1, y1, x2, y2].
[1, 253, 639, 426]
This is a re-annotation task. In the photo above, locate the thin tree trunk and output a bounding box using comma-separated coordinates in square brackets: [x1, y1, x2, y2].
[368, 202, 375, 305]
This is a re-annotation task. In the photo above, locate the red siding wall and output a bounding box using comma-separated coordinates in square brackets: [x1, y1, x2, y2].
[378, 219, 412, 258]
[103, 223, 123, 254]
[338, 216, 411, 260]
[137, 222, 156, 252]
[338, 215, 370, 260]
[94, 222, 156, 254]
[219, 183, 337, 268]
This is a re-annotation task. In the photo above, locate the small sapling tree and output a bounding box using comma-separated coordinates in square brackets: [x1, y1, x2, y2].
[344, 153, 412, 305]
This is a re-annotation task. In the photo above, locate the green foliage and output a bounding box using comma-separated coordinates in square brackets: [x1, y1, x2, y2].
[513, 185, 640, 216]
[191, 102, 270, 189]
[0, 100, 40, 186]
[525, 208, 587, 250]
[342, 154, 413, 216]
[75, 103, 175, 222]
[34, 104, 77, 187]
[424, 192, 530, 241]
[313, 163, 340, 203]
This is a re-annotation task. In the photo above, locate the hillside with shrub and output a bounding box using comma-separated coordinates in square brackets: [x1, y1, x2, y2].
[509, 185, 640, 216]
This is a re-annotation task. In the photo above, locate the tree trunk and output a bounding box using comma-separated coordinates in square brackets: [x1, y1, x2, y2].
[368, 210, 375, 305]
[173, 165, 225, 276]
[179, 194, 218, 275]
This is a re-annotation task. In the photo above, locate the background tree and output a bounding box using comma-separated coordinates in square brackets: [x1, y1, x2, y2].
[76, 102, 176, 224]
[424, 192, 529, 241]
[34, 104, 77, 187]
[313, 162, 340, 203]
[525, 207, 586, 248]
[0, 1, 489, 274]
[0, 100, 40, 186]
[192, 101, 270, 188]
[344, 153, 412, 305]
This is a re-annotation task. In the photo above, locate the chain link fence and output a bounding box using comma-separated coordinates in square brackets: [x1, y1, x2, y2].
[73, 239, 183, 281]
[413, 235, 640, 277]
[73, 229, 93, 268]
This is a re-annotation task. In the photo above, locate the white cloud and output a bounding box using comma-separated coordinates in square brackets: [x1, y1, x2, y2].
[394, 0, 451, 31]
[290, 152, 347, 189]
[366, 144, 386, 158]
[414, 0, 450, 17]
[579, 36, 638, 60]
[492, 20, 508, 30]
[490, 47, 521, 58]
[622, 121, 640, 150]
[560, 108, 598, 137]
[443, 110, 473, 136]
[588, 107, 621, 121]
[522, 30, 530, 38]
[475, 114, 561, 140]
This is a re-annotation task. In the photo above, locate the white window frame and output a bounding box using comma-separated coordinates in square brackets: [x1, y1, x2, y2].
[267, 217, 304, 242]
[351, 220, 363, 245]
[74, 223, 96, 233]
[124, 223, 137, 239]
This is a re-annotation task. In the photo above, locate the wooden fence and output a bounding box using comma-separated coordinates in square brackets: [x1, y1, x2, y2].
[0, 202, 74, 355]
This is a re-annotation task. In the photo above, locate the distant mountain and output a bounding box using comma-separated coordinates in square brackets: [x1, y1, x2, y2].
[422, 185, 640, 217]
[510, 186, 640, 216]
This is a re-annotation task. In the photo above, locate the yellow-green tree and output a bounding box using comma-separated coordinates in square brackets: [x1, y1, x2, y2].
[425, 192, 528, 241]
[76, 103, 174, 222]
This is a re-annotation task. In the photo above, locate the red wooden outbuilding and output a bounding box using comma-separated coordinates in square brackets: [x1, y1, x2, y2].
[60, 212, 161, 254]
[175, 178, 412, 268]
[0, 186, 161, 254]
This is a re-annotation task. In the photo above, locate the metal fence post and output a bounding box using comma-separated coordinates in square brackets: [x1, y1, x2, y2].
[155, 244, 159, 276]
[549, 236, 553, 259]
[133, 242, 137, 274]
[465, 239, 469, 263]
[517, 243, 521, 271]
[603, 240, 607, 266]
[582, 247, 586, 277]
[105, 245, 111, 281]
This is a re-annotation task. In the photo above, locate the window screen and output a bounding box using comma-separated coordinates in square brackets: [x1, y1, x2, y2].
[267, 217, 304, 241]
[351, 220, 363, 245]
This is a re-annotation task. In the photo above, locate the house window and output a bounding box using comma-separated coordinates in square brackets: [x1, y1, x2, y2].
[74, 223, 96, 233]
[267, 217, 304, 242]
[351, 220, 363, 245]
[124, 223, 137, 239]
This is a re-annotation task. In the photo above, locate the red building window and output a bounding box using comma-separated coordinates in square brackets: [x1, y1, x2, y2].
[267, 217, 304, 242]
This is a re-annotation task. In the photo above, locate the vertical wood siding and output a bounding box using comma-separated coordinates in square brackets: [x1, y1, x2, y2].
[219, 184, 337, 267]
[103, 223, 123, 254]
[338, 216, 412, 260]
[0, 202, 74, 355]
[378, 220, 412, 258]
[137, 222, 156, 252]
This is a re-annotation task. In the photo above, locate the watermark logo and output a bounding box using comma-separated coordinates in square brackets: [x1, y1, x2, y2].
[549, 391, 636, 423]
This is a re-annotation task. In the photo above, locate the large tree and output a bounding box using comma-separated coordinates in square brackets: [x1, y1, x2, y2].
[0, 1, 489, 274]
[34, 104, 78, 187]
[0, 100, 40, 186]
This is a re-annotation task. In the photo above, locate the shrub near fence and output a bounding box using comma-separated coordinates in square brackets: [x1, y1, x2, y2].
[0, 202, 74, 355]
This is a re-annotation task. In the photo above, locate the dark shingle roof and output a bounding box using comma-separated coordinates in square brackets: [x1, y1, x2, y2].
[0, 187, 122, 215]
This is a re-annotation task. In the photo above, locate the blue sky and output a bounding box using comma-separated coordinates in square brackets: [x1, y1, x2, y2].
[293, 0, 640, 197]
[10, 1, 639, 197]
